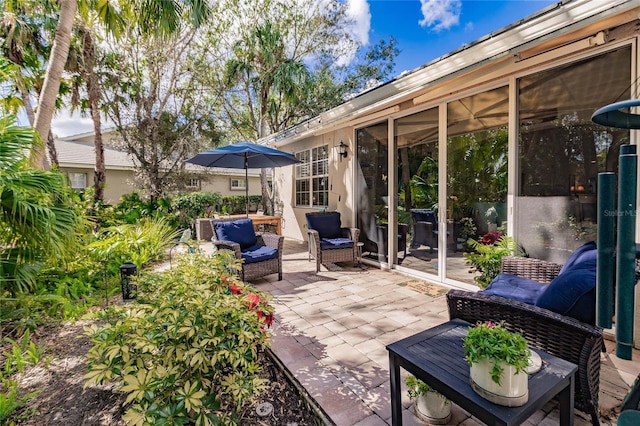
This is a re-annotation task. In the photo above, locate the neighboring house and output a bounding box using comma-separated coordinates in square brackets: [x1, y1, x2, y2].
[263, 0, 640, 289]
[54, 133, 262, 204]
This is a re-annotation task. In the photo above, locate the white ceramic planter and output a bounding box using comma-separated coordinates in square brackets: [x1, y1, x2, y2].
[469, 358, 528, 407]
[414, 392, 451, 425]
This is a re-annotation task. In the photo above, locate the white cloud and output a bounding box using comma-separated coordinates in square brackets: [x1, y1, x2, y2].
[419, 0, 462, 32]
[334, 0, 372, 67]
[346, 0, 371, 46]
[51, 107, 114, 138]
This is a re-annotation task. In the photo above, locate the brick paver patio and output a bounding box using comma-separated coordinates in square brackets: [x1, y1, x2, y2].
[240, 239, 637, 425]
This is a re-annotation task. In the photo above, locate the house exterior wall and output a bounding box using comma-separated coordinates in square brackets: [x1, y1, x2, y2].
[60, 166, 262, 204]
[268, 0, 640, 272]
[60, 166, 134, 204]
[198, 173, 262, 197]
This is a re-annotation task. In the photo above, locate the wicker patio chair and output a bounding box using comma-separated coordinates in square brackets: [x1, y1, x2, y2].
[447, 256, 603, 426]
[306, 211, 360, 272]
[410, 209, 438, 251]
[211, 218, 284, 282]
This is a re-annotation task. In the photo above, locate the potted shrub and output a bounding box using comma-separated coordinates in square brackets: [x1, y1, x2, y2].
[485, 206, 499, 232]
[463, 235, 520, 288]
[463, 321, 530, 407]
[405, 375, 451, 424]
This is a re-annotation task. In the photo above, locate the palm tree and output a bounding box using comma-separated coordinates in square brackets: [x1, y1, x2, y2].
[1, 0, 61, 165]
[31, 0, 77, 169]
[225, 21, 312, 213]
[0, 116, 79, 295]
[29, 0, 211, 169]
[67, 0, 124, 204]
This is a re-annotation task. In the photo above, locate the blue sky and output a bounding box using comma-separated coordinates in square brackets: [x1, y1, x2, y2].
[365, 0, 558, 74]
[52, 0, 559, 137]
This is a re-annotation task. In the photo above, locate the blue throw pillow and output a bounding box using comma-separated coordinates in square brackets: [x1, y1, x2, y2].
[559, 241, 597, 274]
[306, 212, 343, 239]
[214, 219, 257, 250]
[535, 267, 596, 325]
[480, 273, 545, 305]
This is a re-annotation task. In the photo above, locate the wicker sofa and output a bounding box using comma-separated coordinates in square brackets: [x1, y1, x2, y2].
[447, 256, 603, 425]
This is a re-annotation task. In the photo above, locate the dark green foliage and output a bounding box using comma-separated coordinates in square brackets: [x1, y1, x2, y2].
[464, 236, 521, 288]
[220, 195, 262, 215]
[84, 253, 273, 425]
[171, 191, 222, 229]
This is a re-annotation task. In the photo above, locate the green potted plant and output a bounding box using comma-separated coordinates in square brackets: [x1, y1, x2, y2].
[485, 206, 499, 232]
[463, 321, 530, 407]
[405, 375, 451, 424]
[463, 235, 520, 288]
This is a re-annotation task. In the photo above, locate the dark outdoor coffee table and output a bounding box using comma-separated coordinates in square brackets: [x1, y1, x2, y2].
[387, 319, 578, 426]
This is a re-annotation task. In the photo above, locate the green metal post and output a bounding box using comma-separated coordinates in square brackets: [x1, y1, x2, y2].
[616, 147, 637, 360]
[597, 172, 615, 329]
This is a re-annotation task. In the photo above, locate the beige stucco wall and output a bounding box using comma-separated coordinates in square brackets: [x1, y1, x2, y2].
[199, 173, 262, 197]
[275, 128, 355, 241]
[61, 166, 261, 204]
[61, 166, 135, 204]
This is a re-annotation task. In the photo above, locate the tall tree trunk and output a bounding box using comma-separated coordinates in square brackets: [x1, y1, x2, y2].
[16, 72, 36, 125]
[32, 0, 77, 169]
[82, 27, 105, 204]
[47, 133, 59, 167]
[260, 169, 273, 215]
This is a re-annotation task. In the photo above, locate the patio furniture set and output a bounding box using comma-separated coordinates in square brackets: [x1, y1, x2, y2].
[208, 210, 604, 425]
[209, 211, 359, 281]
[388, 241, 603, 426]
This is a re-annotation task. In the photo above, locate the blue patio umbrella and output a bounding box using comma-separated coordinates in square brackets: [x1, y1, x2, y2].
[185, 141, 300, 215]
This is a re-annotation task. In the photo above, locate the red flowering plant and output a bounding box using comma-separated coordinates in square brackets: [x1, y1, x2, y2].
[225, 284, 274, 328]
[210, 251, 275, 329]
[480, 232, 502, 245]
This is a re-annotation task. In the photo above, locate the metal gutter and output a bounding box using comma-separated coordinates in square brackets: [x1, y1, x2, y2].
[264, 0, 637, 147]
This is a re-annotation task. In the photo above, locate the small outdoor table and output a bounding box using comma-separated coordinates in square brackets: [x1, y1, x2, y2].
[387, 319, 578, 426]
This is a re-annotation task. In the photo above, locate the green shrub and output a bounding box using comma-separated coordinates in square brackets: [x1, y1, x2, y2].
[102, 192, 174, 226]
[172, 192, 222, 229]
[89, 217, 181, 268]
[220, 195, 262, 215]
[464, 236, 521, 288]
[83, 252, 273, 425]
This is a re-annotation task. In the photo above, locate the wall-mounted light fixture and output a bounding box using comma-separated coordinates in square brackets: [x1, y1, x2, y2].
[337, 141, 348, 161]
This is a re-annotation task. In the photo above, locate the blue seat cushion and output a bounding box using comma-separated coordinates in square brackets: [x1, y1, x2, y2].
[241, 244, 279, 264]
[535, 267, 596, 325]
[215, 218, 257, 250]
[320, 237, 354, 250]
[307, 212, 343, 239]
[559, 241, 597, 274]
[480, 273, 545, 305]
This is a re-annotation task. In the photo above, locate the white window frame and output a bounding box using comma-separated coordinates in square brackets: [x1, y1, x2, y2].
[186, 178, 200, 189]
[230, 178, 246, 190]
[295, 145, 328, 208]
[68, 172, 87, 190]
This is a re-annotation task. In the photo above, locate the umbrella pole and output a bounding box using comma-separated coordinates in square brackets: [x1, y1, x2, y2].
[245, 154, 249, 217]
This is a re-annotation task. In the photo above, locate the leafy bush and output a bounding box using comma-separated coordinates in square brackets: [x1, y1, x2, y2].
[0, 332, 44, 422]
[172, 191, 222, 229]
[89, 217, 181, 268]
[102, 192, 174, 226]
[220, 195, 262, 214]
[464, 236, 521, 288]
[84, 252, 273, 425]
